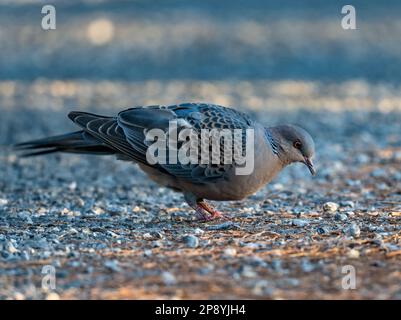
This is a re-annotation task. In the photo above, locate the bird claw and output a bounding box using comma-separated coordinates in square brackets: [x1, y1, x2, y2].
[194, 208, 210, 221]
[196, 202, 230, 222]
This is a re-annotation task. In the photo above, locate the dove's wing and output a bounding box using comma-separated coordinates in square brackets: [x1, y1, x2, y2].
[117, 103, 255, 183]
[68, 111, 160, 167]
[68, 103, 255, 184]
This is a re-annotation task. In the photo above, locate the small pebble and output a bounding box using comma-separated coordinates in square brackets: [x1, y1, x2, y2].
[46, 292, 60, 300]
[323, 202, 339, 213]
[193, 228, 204, 235]
[151, 231, 163, 239]
[206, 222, 240, 231]
[356, 154, 369, 164]
[383, 244, 401, 252]
[68, 181, 77, 191]
[252, 280, 271, 296]
[239, 265, 257, 278]
[104, 260, 121, 272]
[245, 256, 267, 267]
[371, 261, 386, 268]
[143, 233, 153, 240]
[371, 168, 386, 178]
[198, 264, 214, 275]
[348, 249, 360, 259]
[14, 292, 25, 300]
[316, 226, 329, 234]
[271, 259, 284, 273]
[0, 198, 8, 206]
[107, 231, 119, 238]
[393, 151, 401, 162]
[223, 248, 237, 257]
[161, 271, 177, 285]
[182, 235, 199, 248]
[280, 278, 300, 287]
[292, 219, 309, 227]
[301, 258, 315, 272]
[132, 206, 141, 212]
[341, 201, 355, 208]
[348, 223, 361, 238]
[18, 211, 33, 224]
[152, 240, 162, 248]
[346, 179, 361, 187]
[335, 212, 348, 221]
[7, 241, 19, 254]
[144, 249, 153, 257]
[242, 242, 262, 249]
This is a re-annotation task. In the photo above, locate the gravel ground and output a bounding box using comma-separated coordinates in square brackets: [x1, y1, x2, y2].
[1, 0, 401, 300]
[1, 80, 401, 299]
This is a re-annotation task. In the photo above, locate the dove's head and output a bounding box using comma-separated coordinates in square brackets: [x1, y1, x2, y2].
[270, 125, 316, 175]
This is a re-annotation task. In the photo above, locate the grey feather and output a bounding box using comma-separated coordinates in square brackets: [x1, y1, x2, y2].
[15, 103, 316, 206]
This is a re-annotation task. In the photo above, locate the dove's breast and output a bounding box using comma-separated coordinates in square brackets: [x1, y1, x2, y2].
[138, 124, 284, 201]
[175, 124, 284, 201]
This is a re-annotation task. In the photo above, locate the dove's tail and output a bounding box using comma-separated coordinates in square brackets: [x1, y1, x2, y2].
[14, 130, 115, 157]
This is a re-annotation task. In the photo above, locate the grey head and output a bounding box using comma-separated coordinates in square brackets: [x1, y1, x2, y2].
[268, 124, 316, 175]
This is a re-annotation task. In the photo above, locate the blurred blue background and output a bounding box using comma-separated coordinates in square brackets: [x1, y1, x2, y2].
[1, 0, 401, 82]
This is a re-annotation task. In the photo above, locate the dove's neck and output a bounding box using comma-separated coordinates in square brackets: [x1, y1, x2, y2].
[265, 127, 289, 165]
[264, 127, 280, 155]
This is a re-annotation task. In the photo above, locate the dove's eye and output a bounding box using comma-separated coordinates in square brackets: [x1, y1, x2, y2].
[293, 140, 302, 149]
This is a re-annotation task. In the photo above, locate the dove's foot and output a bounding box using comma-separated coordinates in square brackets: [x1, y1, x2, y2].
[194, 206, 210, 221]
[184, 192, 229, 222]
[198, 201, 229, 221]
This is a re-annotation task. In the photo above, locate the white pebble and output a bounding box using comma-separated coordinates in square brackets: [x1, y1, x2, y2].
[323, 202, 339, 213]
[7, 241, 19, 254]
[240, 265, 257, 278]
[144, 249, 153, 257]
[161, 271, 177, 285]
[46, 292, 60, 300]
[143, 233, 153, 240]
[223, 248, 237, 257]
[68, 181, 77, 191]
[348, 249, 360, 259]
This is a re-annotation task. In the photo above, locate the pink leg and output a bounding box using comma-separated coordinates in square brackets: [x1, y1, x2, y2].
[198, 201, 229, 220]
[194, 205, 211, 221]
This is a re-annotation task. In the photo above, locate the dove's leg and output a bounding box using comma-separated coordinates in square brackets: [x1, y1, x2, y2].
[184, 193, 211, 221]
[184, 193, 228, 221]
[198, 201, 228, 220]
[194, 206, 210, 221]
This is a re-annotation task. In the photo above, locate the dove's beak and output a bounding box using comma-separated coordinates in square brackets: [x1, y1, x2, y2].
[303, 157, 316, 176]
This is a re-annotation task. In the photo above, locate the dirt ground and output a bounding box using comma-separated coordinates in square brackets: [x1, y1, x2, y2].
[1, 79, 400, 299]
[0, 0, 401, 300]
